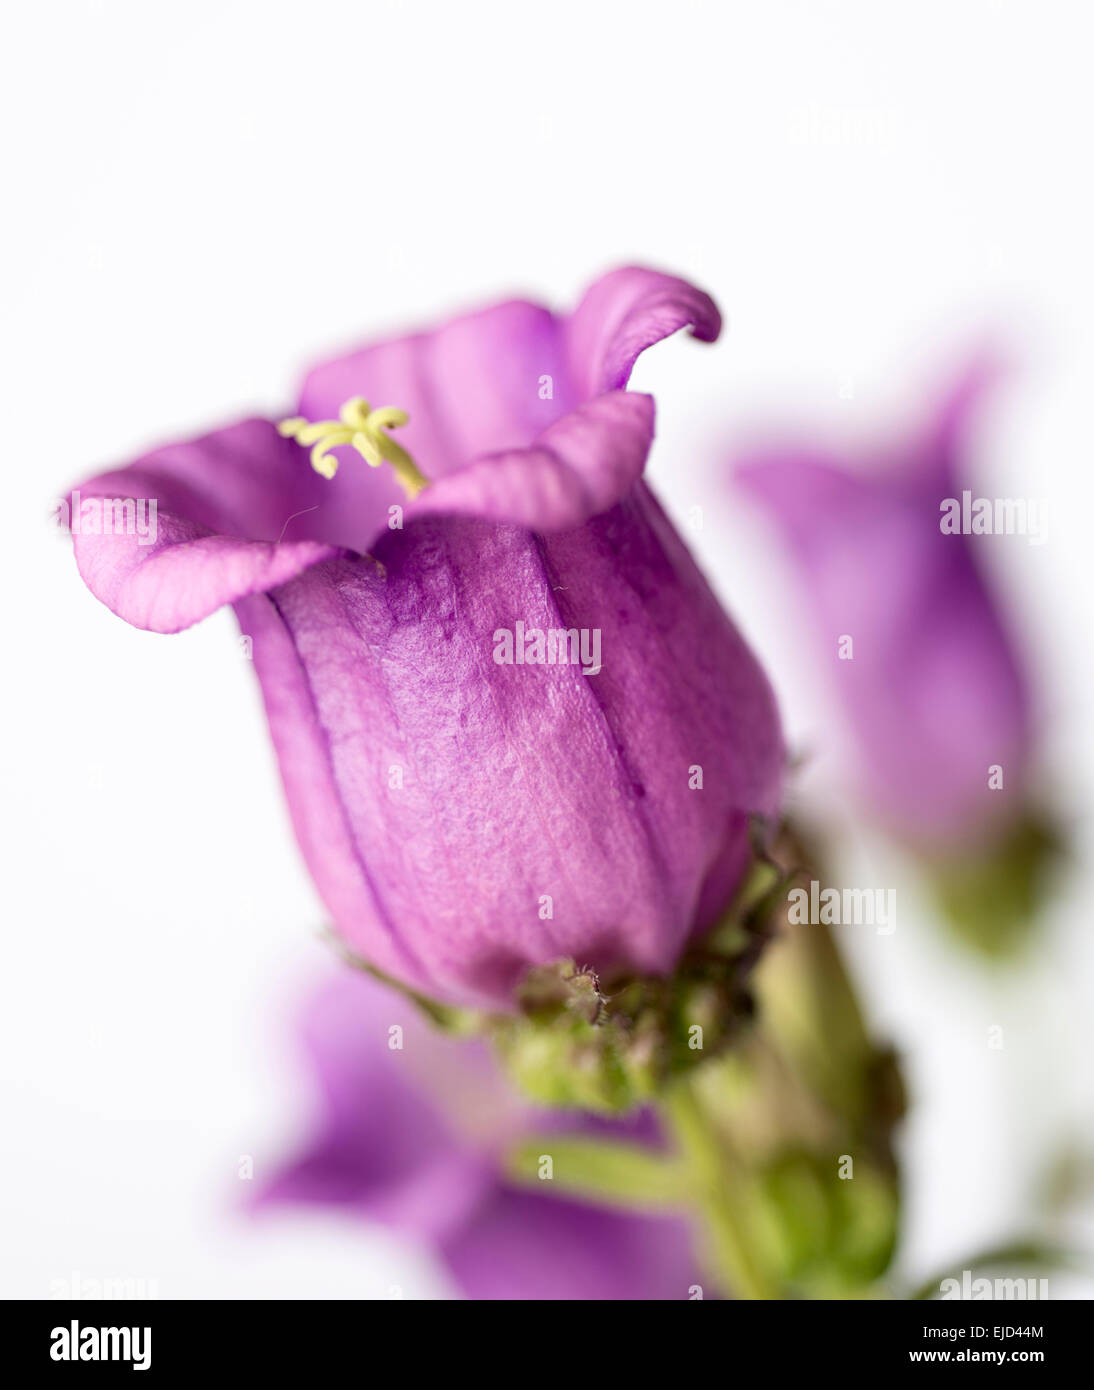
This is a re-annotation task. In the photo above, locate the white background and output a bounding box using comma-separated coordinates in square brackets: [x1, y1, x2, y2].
[1, 0, 1091, 1298]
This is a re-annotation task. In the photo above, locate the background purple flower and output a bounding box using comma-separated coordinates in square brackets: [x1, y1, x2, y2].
[67, 268, 783, 1008]
[735, 355, 1033, 855]
[253, 967, 703, 1301]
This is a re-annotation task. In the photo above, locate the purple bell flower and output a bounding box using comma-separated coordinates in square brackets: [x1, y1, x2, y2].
[735, 353, 1035, 856]
[67, 267, 783, 1007]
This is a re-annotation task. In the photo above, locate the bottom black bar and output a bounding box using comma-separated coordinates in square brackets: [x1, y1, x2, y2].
[2, 1295, 1079, 1377]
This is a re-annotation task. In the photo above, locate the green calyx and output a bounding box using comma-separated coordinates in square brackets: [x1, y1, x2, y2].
[490, 858, 788, 1114]
[490, 956, 750, 1113]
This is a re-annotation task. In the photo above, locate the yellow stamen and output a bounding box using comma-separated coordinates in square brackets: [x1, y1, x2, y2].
[277, 397, 428, 498]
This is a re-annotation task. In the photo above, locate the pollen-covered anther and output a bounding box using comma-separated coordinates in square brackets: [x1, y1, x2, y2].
[277, 396, 429, 498]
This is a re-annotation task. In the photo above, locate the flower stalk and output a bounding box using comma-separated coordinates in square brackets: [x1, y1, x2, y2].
[663, 1077, 782, 1299]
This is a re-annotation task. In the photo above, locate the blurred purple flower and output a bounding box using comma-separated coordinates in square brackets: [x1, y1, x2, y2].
[254, 967, 701, 1301]
[735, 355, 1032, 853]
[67, 268, 783, 1008]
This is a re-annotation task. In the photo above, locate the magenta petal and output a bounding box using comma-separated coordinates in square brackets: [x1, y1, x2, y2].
[64, 269, 781, 1011]
[241, 479, 782, 1010]
[913, 349, 1007, 493]
[566, 266, 722, 399]
[258, 968, 703, 1300]
[288, 270, 719, 550]
[292, 300, 577, 548]
[408, 391, 655, 532]
[253, 970, 513, 1243]
[299, 299, 576, 473]
[735, 356, 1031, 848]
[75, 527, 338, 635]
[68, 269, 727, 623]
[442, 1189, 702, 1300]
[233, 589, 432, 990]
[67, 419, 339, 633]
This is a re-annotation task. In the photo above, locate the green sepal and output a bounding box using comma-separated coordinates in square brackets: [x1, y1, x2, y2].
[929, 810, 1062, 959]
[491, 943, 760, 1113]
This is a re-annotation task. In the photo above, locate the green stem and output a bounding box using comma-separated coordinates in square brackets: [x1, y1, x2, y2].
[663, 1080, 779, 1300]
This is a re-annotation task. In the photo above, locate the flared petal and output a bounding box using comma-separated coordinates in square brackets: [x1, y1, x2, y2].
[566, 265, 722, 399]
[291, 299, 578, 549]
[289, 267, 721, 550]
[408, 391, 655, 532]
[66, 419, 339, 633]
[68, 269, 724, 622]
